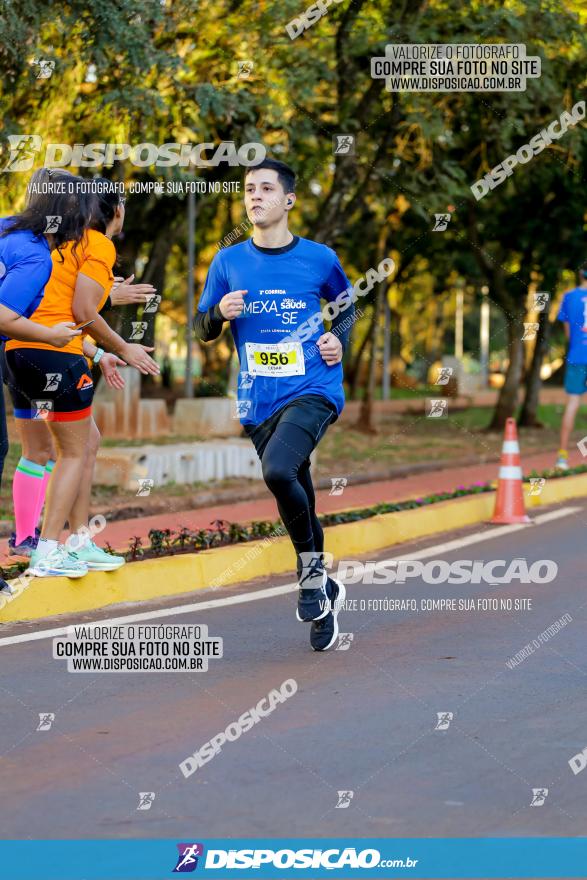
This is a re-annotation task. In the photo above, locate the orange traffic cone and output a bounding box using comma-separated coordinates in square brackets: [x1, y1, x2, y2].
[491, 418, 531, 524]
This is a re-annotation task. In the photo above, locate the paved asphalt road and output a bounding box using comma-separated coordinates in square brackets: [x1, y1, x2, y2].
[1, 501, 586, 869]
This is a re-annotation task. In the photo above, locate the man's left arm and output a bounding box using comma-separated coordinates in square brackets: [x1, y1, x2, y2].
[317, 252, 355, 364]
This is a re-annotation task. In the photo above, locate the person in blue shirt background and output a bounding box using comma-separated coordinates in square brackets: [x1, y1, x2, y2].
[0, 167, 93, 593]
[195, 157, 356, 652]
[555, 262, 587, 470]
[0, 168, 94, 343]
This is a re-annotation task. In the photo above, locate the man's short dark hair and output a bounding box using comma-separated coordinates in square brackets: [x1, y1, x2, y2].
[245, 158, 296, 194]
[580, 261, 587, 280]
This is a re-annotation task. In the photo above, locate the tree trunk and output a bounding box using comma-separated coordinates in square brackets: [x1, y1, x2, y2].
[487, 315, 525, 431]
[347, 310, 375, 400]
[354, 225, 391, 428]
[518, 308, 551, 427]
[356, 286, 383, 433]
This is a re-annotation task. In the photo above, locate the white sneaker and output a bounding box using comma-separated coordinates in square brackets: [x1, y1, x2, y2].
[555, 455, 569, 471]
[29, 546, 89, 578]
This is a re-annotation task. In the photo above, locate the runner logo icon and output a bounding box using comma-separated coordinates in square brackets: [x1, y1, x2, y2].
[33, 400, 54, 420]
[335, 790, 354, 808]
[435, 366, 453, 385]
[432, 213, 451, 231]
[333, 134, 355, 155]
[44, 215, 62, 233]
[173, 843, 204, 872]
[136, 792, 155, 811]
[36, 712, 55, 731]
[427, 398, 448, 418]
[530, 788, 548, 806]
[522, 322, 539, 341]
[329, 477, 347, 496]
[144, 294, 161, 314]
[237, 60, 254, 79]
[130, 321, 148, 341]
[435, 712, 453, 731]
[44, 372, 62, 391]
[136, 478, 154, 497]
[533, 291, 550, 311]
[32, 58, 56, 79]
[528, 477, 546, 497]
[2, 134, 42, 172]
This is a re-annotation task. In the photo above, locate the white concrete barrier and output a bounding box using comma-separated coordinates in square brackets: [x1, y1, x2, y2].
[95, 440, 263, 489]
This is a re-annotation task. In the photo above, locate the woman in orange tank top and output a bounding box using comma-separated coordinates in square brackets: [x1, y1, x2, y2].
[5, 182, 160, 578]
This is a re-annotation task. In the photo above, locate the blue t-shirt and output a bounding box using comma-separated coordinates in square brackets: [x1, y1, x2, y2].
[198, 236, 351, 425]
[0, 217, 52, 339]
[557, 287, 587, 364]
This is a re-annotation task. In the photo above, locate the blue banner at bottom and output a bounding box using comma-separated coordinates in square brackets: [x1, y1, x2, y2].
[1, 838, 586, 879]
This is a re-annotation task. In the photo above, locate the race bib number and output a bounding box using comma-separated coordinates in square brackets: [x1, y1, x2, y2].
[245, 342, 305, 377]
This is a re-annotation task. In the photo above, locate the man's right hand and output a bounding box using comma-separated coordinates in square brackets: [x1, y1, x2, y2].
[49, 322, 82, 348]
[219, 289, 248, 320]
[119, 343, 160, 376]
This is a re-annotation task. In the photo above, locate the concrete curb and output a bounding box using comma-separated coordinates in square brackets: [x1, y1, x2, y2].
[2, 473, 586, 624]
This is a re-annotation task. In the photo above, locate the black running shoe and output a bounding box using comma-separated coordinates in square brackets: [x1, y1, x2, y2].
[310, 576, 347, 652]
[8, 527, 40, 558]
[296, 554, 329, 622]
[0, 577, 13, 597]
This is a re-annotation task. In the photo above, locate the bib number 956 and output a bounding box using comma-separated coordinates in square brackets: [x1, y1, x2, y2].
[245, 342, 305, 377]
[256, 351, 291, 367]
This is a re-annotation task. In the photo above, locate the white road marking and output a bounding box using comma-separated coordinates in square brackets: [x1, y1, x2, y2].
[394, 505, 579, 561]
[0, 505, 580, 648]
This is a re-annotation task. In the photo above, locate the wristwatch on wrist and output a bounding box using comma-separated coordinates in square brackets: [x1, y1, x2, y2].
[93, 348, 105, 365]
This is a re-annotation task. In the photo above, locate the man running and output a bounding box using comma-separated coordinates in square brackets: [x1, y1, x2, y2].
[555, 262, 587, 470]
[194, 158, 354, 651]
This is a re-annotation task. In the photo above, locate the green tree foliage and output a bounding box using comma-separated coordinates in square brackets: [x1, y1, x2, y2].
[0, 0, 585, 426]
